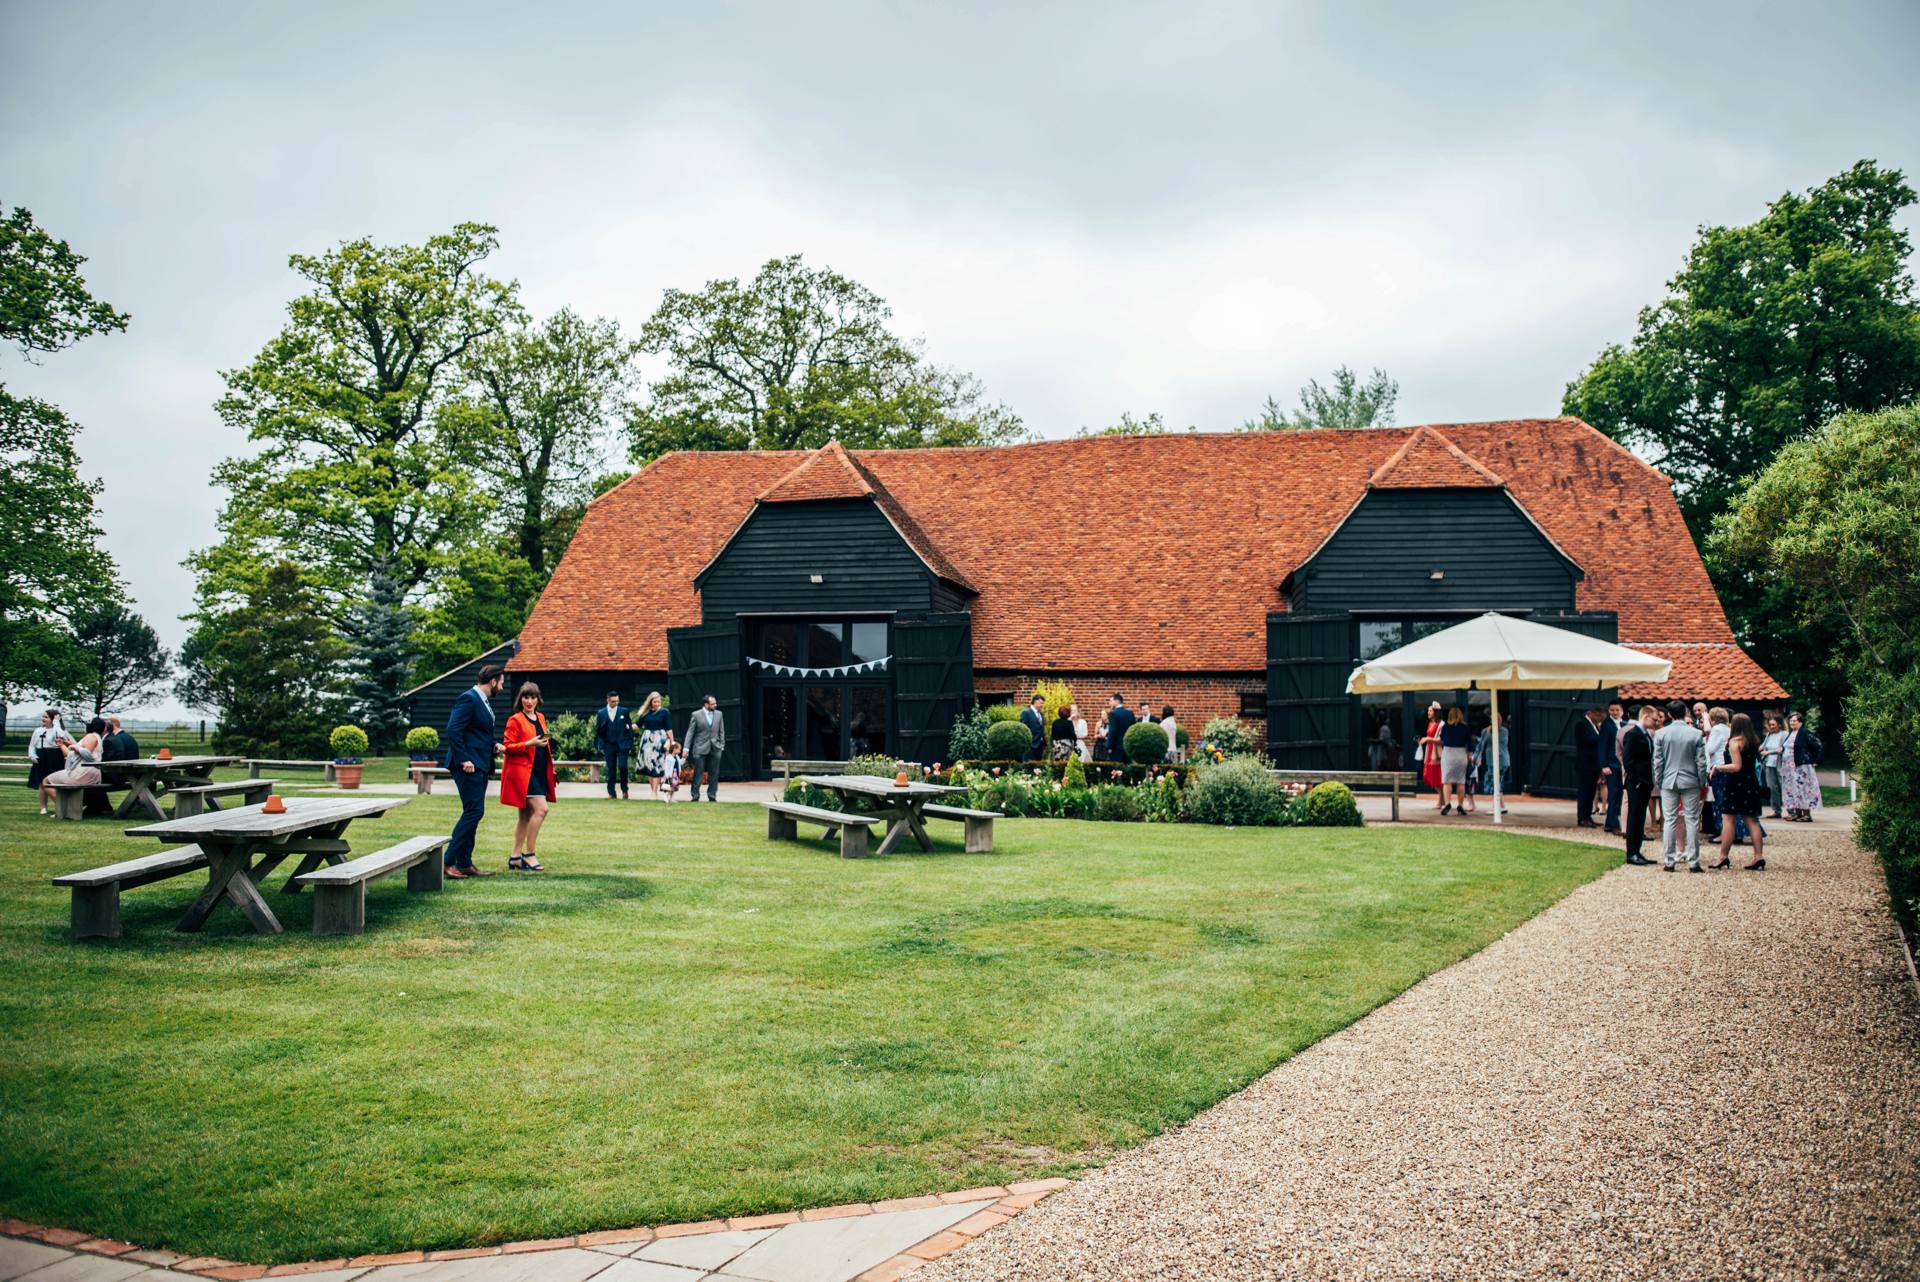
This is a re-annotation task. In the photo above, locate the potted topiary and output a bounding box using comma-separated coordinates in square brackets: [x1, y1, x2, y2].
[330, 724, 370, 790]
[405, 725, 440, 763]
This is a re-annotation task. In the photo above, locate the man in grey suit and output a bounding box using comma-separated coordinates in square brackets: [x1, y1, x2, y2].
[684, 693, 725, 802]
[1653, 698, 1709, 872]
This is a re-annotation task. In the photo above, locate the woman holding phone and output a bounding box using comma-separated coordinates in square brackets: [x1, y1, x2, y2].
[499, 681, 558, 872]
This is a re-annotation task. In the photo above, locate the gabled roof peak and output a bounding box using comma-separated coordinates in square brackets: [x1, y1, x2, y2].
[757, 440, 877, 503]
[1368, 425, 1505, 489]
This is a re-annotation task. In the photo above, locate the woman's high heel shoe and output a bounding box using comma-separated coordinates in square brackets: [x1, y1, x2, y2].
[1710, 857, 1731, 869]
[1743, 858, 1766, 871]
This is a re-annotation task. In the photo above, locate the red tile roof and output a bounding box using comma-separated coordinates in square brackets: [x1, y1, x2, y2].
[1619, 644, 1787, 701]
[756, 440, 875, 503]
[513, 418, 1777, 700]
[1368, 425, 1504, 488]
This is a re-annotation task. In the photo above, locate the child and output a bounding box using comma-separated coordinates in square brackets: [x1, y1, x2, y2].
[659, 738, 683, 802]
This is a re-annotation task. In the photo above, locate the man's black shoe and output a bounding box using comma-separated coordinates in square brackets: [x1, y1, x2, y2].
[1625, 854, 1654, 865]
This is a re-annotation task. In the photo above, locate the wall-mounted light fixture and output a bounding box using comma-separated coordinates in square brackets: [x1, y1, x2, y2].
[809, 574, 824, 584]
[1429, 570, 1445, 580]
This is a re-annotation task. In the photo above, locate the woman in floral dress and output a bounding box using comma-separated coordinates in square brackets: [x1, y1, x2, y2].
[635, 691, 674, 799]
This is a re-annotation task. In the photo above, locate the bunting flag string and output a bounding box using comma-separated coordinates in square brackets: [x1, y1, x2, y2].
[746, 655, 891, 680]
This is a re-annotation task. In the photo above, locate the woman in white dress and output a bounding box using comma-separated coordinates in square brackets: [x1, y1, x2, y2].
[1069, 703, 1091, 762]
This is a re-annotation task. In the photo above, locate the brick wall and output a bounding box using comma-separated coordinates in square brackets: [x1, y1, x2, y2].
[974, 671, 1268, 748]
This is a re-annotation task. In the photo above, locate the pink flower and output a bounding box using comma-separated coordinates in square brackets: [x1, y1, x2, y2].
[992, 767, 1001, 776]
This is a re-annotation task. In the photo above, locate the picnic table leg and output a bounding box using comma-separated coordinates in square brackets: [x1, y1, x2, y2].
[1392, 775, 1401, 822]
[114, 780, 166, 822]
[873, 801, 934, 856]
[278, 829, 352, 893]
[178, 844, 285, 935]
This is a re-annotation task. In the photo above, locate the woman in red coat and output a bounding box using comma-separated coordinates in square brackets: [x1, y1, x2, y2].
[1418, 700, 1444, 808]
[499, 681, 557, 872]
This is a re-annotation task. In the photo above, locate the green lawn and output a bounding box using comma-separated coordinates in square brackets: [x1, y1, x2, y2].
[0, 785, 1613, 1263]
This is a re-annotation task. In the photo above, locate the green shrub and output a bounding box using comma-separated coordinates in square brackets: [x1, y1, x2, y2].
[847, 754, 919, 780]
[985, 702, 1027, 723]
[1056, 786, 1095, 819]
[328, 724, 369, 761]
[1123, 720, 1170, 764]
[1848, 665, 1920, 936]
[947, 706, 992, 763]
[783, 779, 838, 810]
[985, 720, 1035, 760]
[1136, 773, 1185, 823]
[1091, 784, 1141, 822]
[1184, 758, 1287, 826]
[1200, 716, 1256, 759]
[1175, 726, 1190, 748]
[1062, 754, 1087, 790]
[546, 712, 595, 761]
[404, 726, 440, 755]
[1298, 780, 1364, 827]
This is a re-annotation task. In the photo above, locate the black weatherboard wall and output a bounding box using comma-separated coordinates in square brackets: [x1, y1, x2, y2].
[1288, 488, 1581, 613]
[685, 497, 976, 777]
[697, 499, 941, 620]
[404, 639, 517, 733]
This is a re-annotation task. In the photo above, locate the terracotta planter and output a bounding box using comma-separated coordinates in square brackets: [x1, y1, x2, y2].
[335, 763, 364, 790]
[156, 747, 172, 761]
[262, 794, 287, 814]
[894, 771, 910, 787]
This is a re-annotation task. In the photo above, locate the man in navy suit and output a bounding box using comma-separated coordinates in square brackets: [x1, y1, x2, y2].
[1572, 706, 1613, 829]
[1104, 693, 1135, 763]
[444, 664, 505, 878]
[594, 691, 634, 800]
[1019, 694, 1046, 761]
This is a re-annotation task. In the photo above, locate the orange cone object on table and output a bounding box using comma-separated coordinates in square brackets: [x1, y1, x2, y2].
[155, 747, 172, 760]
[261, 794, 287, 814]
[894, 771, 910, 787]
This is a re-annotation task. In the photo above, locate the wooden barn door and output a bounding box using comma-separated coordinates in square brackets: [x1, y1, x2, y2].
[667, 622, 745, 779]
[1521, 610, 1618, 798]
[1265, 612, 1354, 769]
[891, 613, 974, 768]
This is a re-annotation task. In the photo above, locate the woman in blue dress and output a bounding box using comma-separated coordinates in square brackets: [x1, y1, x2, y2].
[635, 691, 674, 799]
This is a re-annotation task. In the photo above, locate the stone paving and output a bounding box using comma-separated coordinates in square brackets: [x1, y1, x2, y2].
[0, 1184, 1065, 1282]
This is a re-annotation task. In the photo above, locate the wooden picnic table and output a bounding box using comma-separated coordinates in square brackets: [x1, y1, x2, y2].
[798, 775, 968, 856]
[92, 756, 243, 821]
[125, 795, 411, 935]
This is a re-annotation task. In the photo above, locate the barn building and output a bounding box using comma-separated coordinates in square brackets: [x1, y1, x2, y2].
[508, 419, 1785, 795]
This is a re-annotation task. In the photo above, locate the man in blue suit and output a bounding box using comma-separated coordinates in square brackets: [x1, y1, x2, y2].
[1104, 693, 1135, 763]
[444, 664, 505, 878]
[594, 691, 634, 800]
[1019, 694, 1046, 761]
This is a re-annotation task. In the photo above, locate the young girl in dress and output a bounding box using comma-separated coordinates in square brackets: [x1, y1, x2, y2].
[659, 737, 684, 802]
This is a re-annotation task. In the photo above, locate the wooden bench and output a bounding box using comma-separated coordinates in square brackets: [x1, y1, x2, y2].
[762, 799, 880, 859]
[53, 846, 208, 939]
[245, 758, 336, 782]
[291, 834, 449, 935]
[553, 759, 601, 783]
[170, 779, 278, 819]
[410, 765, 448, 794]
[1267, 769, 1419, 821]
[773, 758, 849, 782]
[921, 803, 1004, 853]
[46, 781, 127, 821]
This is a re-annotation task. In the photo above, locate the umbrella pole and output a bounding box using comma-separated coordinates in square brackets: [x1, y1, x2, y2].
[1491, 687, 1503, 826]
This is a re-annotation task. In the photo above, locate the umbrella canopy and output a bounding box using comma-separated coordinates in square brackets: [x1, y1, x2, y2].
[1346, 612, 1673, 694]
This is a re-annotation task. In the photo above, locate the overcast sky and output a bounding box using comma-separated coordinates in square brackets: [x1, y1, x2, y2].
[4, 1, 1916, 718]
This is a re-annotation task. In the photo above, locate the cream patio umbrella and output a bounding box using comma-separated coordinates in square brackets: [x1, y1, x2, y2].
[1346, 612, 1673, 825]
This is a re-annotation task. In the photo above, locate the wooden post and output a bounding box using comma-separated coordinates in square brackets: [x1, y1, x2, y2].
[963, 816, 993, 853]
[70, 884, 121, 939]
[839, 823, 870, 859]
[768, 809, 798, 840]
[174, 791, 207, 820]
[1391, 773, 1401, 822]
[312, 883, 366, 935]
[408, 856, 443, 892]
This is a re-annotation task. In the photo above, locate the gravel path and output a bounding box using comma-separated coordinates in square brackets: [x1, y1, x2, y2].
[922, 824, 1920, 1281]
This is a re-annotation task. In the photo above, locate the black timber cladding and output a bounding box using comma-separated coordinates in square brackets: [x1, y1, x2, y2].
[1289, 488, 1581, 613]
[404, 640, 518, 732]
[696, 498, 949, 622]
[502, 669, 670, 723]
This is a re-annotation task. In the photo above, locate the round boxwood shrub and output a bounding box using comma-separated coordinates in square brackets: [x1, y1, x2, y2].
[1200, 716, 1256, 759]
[1184, 757, 1287, 826]
[404, 726, 440, 755]
[1298, 780, 1363, 827]
[985, 720, 1035, 760]
[329, 724, 369, 762]
[985, 702, 1027, 724]
[1123, 720, 1169, 764]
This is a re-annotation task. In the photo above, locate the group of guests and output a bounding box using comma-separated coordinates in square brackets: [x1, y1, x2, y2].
[1577, 699, 1823, 872]
[27, 709, 139, 817]
[1412, 704, 1511, 816]
[1019, 693, 1180, 763]
[439, 666, 732, 878]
